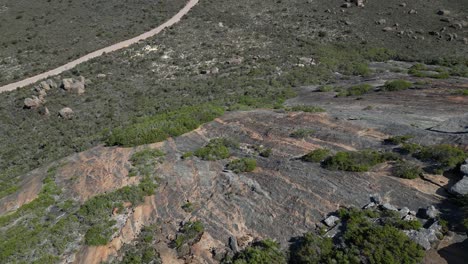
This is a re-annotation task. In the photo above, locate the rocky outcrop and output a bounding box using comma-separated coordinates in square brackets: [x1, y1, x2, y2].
[450, 159, 468, 195]
[59, 107, 74, 119]
[404, 222, 442, 250]
[62, 76, 86, 94]
[23, 96, 43, 109]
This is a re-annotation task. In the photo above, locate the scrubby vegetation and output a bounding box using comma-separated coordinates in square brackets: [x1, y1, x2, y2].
[226, 239, 286, 264]
[194, 138, 238, 161]
[301, 149, 331, 163]
[384, 135, 413, 145]
[393, 161, 423, 179]
[253, 145, 272, 158]
[337, 84, 373, 97]
[383, 80, 412, 91]
[0, 0, 187, 85]
[107, 104, 224, 147]
[174, 221, 204, 250]
[0, 155, 160, 263]
[414, 144, 467, 173]
[408, 64, 450, 79]
[226, 158, 257, 173]
[285, 105, 325, 113]
[112, 225, 161, 264]
[290, 207, 424, 264]
[452, 89, 468, 96]
[322, 150, 398, 172]
[128, 148, 164, 177]
[290, 129, 315, 139]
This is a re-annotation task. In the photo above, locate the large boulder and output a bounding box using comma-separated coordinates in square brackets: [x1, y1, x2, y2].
[324, 215, 340, 227]
[451, 176, 468, 195]
[24, 96, 42, 109]
[62, 76, 85, 94]
[59, 107, 74, 119]
[460, 159, 468, 175]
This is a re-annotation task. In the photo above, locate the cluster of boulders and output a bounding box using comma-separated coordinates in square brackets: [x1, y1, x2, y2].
[450, 159, 468, 196]
[23, 76, 86, 119]
[341, 0, 365, 8]
[322, 194, 442, 250]
[376, 7, 467, 43]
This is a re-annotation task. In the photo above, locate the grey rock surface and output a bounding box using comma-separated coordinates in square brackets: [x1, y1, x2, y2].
[451, 176, 468, 195]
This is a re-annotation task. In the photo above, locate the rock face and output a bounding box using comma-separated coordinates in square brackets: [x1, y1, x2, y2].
[450, 160, 468, 195]
[461, 159, 468, 175]
[425, 206, 440, 219]
[62, 76, 86, 94]
[404, 222, 442, 250]
[59, 107, 74, 119]
[451, 176, 468, 195]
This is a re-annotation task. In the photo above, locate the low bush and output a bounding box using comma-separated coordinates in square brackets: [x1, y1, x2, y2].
[106, 104, 224, 147]
[452, 89, 468, 96]
[338, 84, 373, 97]
[226, 158, 257, 173]
[290, 128, 315, 139]
[128, 148, 164, 177]
[384, 135, 413, 145]
[383, 80, 412, 91]
[408, 64, 450, 79]
[301, 149, 331, 163]
[285, 105, 325, 113]
[393, 161, 423, 179]
[401, 143, 423, 154]
[322, 150, 398, 172]
[318, 85, 334, 92]
[181, 202, 194, 213]
[194, 138, 238, 160]
[228, 239, 286, 264]
[174, 221, 204, 249]
[414, 144, 467, 173]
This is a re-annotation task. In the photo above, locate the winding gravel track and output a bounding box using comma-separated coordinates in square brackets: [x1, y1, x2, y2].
[0, 0, 199, 93]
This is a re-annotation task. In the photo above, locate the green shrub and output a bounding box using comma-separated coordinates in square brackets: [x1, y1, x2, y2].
[84, 220, 117, 246]
[338, 84, 373, 97]
[301, 149, 331, 163]
[322, 150, 397, 172]
[194, 138, 238, 160]
[229, 239, 286, 264]
[226, 158, 257, 173]
[291, 208, 424, 264]
[408, 64, 450, 79]
[384, 135, 413, 145]
[182, 151, 194, 159]
[259, 148, 272, 158]
[106, 104, 224, 147]
[174, 221, 204, 249]
[285, 105, 325, 113]
[289, 232, 333, 264]
[415, 144, 467, 172]
[318, 85, 334, 92]
[290, 128, 315, 139]
[393, 161, 423, 179]
[181, 202, 194, 213]
[383, 80, 412, 91]
[128, 148, 164, 177]
[401, 143, 423, 154]
[452, 89, 468, 96]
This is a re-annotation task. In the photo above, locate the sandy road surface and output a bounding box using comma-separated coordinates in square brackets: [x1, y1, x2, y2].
[0, 0, 199, 93]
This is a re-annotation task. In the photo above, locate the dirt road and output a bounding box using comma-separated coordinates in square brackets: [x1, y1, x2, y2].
[0, 0, 199, 93]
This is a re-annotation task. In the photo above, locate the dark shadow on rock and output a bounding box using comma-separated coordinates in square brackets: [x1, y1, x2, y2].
[438, 238, 468, 264]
